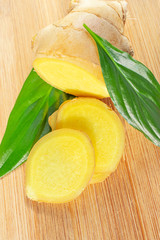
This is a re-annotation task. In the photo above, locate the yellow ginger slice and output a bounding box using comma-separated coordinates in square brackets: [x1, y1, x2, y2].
[56, 98, 125, 176]
[90, 172, 109, 184]
[48, 111, 108, 184]
[33, 58, 109, 99]
[48, 111, 112, 184]
[48, 110, 109, 184]
[48, 111, 58, 130]
[26, 128, 95, 203]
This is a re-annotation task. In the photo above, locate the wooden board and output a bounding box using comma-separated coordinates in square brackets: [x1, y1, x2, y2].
[0, 0, 160, 239]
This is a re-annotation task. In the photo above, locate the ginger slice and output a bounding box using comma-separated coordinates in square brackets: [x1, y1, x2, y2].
[56, 98, 125, 176]
[26, 128, 95, 203]
[48, 111, 108, 184]
[90, 172, 109, 184]
[48, 110, 114, 184]
[33, 58, 109, 99]
[48, 111, 58, 130]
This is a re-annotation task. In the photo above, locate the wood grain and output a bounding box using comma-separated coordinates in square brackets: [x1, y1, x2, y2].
[0, 0, 160, 239]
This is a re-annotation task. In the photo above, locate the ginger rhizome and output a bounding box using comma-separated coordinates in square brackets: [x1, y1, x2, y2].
[33, 0, 133, 98]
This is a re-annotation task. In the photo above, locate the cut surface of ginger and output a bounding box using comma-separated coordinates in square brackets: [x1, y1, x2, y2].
[33, 58, 109, 99]
[56, 98, 125, 176]
[26, 128, 95, 203]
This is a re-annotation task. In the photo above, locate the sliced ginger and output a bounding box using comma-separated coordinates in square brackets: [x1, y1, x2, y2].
[48, 112, 113, 184]
[90, 172, 109, 184]
[26, 128, 95, 203]
[48, 109, 109, 184]
[56, 98, 125, 178]
[33, 58, 109, 99]
[48, 111, 110, 184]
[48, 111, 58, 130]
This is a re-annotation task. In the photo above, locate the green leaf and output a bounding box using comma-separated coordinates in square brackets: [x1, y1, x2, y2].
[84, 25, 160, 147]
[0, 69, 73, 178]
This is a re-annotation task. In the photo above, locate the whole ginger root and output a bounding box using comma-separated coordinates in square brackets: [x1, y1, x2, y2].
[32, 0, 133, 98]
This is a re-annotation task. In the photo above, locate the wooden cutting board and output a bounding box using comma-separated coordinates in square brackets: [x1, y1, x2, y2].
[0, 0, 160, 239]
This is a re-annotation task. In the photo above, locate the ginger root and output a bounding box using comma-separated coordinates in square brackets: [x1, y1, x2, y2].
[26, 129, 95, 203]
[33, 0, 133, 99]
[55, 98, 125, 179]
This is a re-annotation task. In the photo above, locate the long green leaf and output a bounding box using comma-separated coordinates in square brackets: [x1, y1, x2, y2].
[84, 25, 160, 146]
[0, 69, 72, 178]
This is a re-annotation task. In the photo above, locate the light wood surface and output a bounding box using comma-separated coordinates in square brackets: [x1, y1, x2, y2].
[0, 0, 160, 239]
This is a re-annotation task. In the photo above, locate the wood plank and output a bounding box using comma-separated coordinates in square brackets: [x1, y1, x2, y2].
[0, 0, 160, 239]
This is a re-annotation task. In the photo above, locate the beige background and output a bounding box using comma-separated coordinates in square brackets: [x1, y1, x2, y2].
[0, 0, 160, 239]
